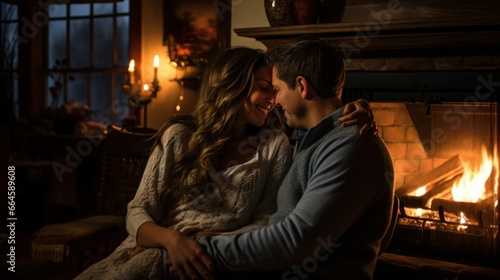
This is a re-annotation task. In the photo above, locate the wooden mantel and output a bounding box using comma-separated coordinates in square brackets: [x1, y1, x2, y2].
[235, 16, 500, 71]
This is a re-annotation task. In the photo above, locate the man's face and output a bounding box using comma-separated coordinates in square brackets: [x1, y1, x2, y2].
[273, 67, 307, 130]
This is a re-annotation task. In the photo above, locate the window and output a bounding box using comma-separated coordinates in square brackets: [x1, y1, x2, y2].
[0, 2, 19, 124]
[1, 0, 140, 130]
[47, 0, 135, 125]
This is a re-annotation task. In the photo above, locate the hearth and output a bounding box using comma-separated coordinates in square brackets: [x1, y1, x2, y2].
[394, 104, 498, 261]
[344, 71, 499, 262]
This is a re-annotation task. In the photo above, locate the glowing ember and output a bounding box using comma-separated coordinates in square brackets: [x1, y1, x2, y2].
[457, 212, 468, 231]
[451, 146, 498, 202]
[459, 212, 467, 224]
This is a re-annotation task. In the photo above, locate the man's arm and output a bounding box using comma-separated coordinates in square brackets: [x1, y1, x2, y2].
[197, 133, 387, 273]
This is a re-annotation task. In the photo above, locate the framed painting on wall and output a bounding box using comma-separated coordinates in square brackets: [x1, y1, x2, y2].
[163, 0, 232, 66]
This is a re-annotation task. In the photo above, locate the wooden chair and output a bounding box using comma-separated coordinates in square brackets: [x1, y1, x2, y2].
[31, 125, 157, 278]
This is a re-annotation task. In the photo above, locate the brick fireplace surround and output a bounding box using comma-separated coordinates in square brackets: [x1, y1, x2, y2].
[235, 1, 500, 278]
[368, 102, 500, 280]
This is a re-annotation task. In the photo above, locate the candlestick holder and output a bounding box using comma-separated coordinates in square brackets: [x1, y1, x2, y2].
[121, 56, 161, 128]
[151, 72, 160, 98]
[122, 73, 160, 108]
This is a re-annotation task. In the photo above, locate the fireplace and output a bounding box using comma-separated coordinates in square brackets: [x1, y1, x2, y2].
[343, 71, 499, 262]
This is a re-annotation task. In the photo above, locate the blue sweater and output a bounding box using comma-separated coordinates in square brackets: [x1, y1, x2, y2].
[198, 107, 395, 279]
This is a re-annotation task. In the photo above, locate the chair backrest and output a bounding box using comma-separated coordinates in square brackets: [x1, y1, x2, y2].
[379, 195, 400, 255]
[96, 126, 157, 216]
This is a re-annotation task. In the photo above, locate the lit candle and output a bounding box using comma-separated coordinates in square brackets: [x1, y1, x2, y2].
[141, 84, 152, 100]
[153, 55, 159, 82]
[128, 59, 135, 85]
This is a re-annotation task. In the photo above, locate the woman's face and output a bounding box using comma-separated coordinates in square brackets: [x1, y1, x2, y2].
[238, 66, 275, 127]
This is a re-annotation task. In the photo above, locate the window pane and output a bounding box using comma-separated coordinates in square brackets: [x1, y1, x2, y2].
[70, 4, 89, 17]
[91, 72, 111, 122]
[1, 2, 18, 19]
[1, 3, 19, 121]
[47, 75, 61, 108]
[94, 2, 113, 16]
[116, 15, 129, 67]
[1, 4, 18, 69]
[2, 23, 18, 69]
[48, 20, 67, 68]
[47, 71, 75, 108]
[48, 20, 67, 108]
[49, 4, 66, 18]
[93, 17, 113, 68]
[67, 73, 87, 105]
[117, 0, 129, 14]
[70, 19, 90, 68]
[114, 72, 130, 125]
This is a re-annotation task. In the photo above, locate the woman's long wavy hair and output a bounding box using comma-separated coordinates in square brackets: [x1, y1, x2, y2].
[154, 47, 271, 206]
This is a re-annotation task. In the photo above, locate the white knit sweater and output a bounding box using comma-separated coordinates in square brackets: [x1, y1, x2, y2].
[75, 123, 292, 280]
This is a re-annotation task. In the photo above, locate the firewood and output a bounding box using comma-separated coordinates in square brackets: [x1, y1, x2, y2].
[401, 174, 459, 209]
[397, 155, 464, 197]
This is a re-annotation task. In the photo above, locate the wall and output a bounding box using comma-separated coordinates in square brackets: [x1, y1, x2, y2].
[141, 0, 201, 129]
[230, 0, 267, 49]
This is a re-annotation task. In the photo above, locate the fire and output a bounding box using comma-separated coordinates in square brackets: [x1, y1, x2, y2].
[451, 145, 499, 202]
[459, 212, 467, 224]
[414, 186, 427, 216]
[415, 186, 427, 196]
[457, 211, 468, 231]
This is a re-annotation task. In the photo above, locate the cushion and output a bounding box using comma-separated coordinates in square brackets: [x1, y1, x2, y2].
[31, 215, 125, 263]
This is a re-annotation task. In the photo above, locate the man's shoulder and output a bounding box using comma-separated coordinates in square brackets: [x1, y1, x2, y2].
[324, 123, 363, 142]
[319, 124, 387, 153]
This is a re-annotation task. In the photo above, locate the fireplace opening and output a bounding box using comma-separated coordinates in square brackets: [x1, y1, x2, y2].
[393, 102, 498, 261]
[343, 71, 499, 263]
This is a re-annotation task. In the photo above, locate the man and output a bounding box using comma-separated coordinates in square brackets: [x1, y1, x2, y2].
[173, 35, 395, 280]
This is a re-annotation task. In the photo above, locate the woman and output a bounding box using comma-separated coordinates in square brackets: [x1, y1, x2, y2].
[75, 47, 374, 279]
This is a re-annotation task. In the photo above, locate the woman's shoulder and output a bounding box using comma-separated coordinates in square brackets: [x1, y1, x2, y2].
[164, 122, 190, 133]
[159, 122, 192, 146]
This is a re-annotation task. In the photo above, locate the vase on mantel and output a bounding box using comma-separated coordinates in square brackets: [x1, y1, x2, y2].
[264, 0, 297, 27]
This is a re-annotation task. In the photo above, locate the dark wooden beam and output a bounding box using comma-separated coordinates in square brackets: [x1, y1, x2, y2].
[235, 16, 500, 56]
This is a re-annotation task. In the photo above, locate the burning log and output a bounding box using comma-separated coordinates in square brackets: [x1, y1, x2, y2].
[399, 174, 460, 209]
[397, 155, 464, 196]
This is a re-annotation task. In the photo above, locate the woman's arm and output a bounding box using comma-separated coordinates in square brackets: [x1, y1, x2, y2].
[338, 99, 377, 135]
[126, 125, 215, 279]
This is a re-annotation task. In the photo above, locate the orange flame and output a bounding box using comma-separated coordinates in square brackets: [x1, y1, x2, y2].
[411, 186, 427, 217]
[451, 145, 498, 202]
